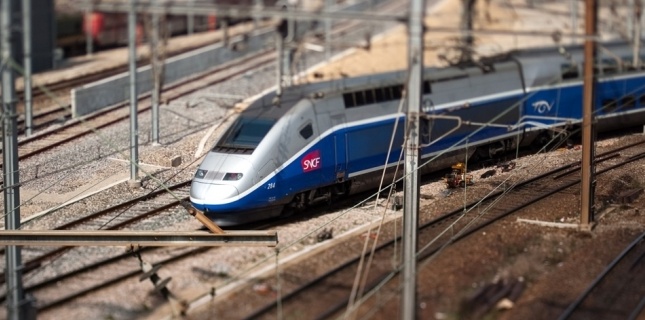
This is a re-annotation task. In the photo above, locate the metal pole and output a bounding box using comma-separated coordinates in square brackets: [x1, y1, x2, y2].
[402, 0, 424, 318]
[2, 0, 25, 318]
[128, 0, 140, 184]
[276, 32, 283, 98]
[580, 0, 597, 231]
[253, 0, 263, 28]
[325, 0, 332, 60]
[283, 2, 295, 86]
[151, 0, 160, 144]
[460, 0, 475, 62]
[188, 0, 194, 34]
[23, 0, 33, 136]
[85, 3, 94, 56]
[570, 0, 578, 45]
[638, 0, 645, 34]
[628, 0, 634, 40]
[634, 1, 642, 67]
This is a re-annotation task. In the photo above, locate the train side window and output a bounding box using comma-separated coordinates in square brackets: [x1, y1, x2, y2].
[423, 80, 432, 94]
[621, 96, 636, 109]
[364, 89, 375, 105]
[343, 93, 356, 108]
[602, 99, 618, 112]
[383, 87, 393, 100]
[561, 64, 579, 79]
[299, 123, 313, 140]
[355, 91, 365, 106]
[375, 88, 385, 102]
[392, 85, 403, 99]
[602, 65, 618, 75]
[640, 94, 645, 106]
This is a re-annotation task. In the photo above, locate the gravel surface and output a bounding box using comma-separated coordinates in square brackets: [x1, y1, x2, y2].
[2, 0, 645, 319]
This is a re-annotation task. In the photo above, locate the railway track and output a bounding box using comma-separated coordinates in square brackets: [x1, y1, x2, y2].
[0, 180, 191, 283]
[29, 244, 205, 312]
[17, 140, 645, 318]
[13, 42, 225, 136]
[0, 10, 399, 316]
[16, 104, 73, 134]
[558, 230, 645, 320]
[1, 176, 367, 313]
[7, 50, 276, 166]
[3, 7, 382, 168]
[205, 140, 645, 319]
[13, 22, 265, 129]
[12, 65, 151, 140]
[0, 180, 192, 307]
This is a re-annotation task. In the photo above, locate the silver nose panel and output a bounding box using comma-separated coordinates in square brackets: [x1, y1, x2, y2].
[190, 181, 239, 202]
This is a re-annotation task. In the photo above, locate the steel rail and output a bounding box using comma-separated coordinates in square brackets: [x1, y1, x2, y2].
[557, 231, 645, 320]
[241, 143, 645, 319]
[0, 181, 190, 286]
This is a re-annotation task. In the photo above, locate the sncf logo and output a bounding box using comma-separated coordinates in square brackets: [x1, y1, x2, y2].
[301, 150, 322, 172]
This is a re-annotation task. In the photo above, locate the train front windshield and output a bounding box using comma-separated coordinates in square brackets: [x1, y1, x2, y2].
[216, 117, 276, 150]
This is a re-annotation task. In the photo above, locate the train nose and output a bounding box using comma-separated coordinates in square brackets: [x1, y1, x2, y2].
[190, 182, 240, 202]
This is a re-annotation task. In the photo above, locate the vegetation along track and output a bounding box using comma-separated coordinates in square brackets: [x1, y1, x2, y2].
[558, 230, 645, 320]
[0, 180, 190, 294]
[214, 140, 645, 319]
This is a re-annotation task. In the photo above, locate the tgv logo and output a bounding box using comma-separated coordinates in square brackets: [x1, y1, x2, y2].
[532, 100, 553, 114]
[302, 150, 322, 172]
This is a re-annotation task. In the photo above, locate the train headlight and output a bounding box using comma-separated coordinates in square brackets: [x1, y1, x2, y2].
[195, 169, 208, 179]
[223, 172, 243, 181]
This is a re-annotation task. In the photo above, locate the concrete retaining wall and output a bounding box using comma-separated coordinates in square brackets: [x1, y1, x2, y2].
[70, 0, 391, 117]
[71, 28, 275, 117]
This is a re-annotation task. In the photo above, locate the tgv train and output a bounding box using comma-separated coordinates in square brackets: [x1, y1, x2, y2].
[190, 41, 645, 225]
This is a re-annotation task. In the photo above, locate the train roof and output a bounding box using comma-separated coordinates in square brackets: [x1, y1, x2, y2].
[510, 40, 639, 87]
[242, 40, 639, 119]
[241, 64, 486, 119]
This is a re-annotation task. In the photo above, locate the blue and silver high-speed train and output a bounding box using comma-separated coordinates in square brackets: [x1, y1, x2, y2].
[190, 41, 645, 225]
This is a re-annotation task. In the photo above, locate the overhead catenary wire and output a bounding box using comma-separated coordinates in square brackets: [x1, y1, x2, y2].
[0, 47, 237, 297]
[0, 56, 205, 224]
[346, 84, 408, 317]
[341, 55, 645, 313]
[183, 2, 645, 317]
[6, 1, 642, 317]
[236, 42, 645, 315]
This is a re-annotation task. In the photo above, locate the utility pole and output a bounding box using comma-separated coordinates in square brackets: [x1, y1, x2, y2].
[23, 0, 33, 136]
[2, 0, 25, 318]
[460, 0, 475, 62]
[628, 0, 634, 40]
[128, 0, 140, 185]
[325, 0, 332, 60]
[402, 0, 424, 318]
[580, 0, 597, 231]
[570, 0, 578, 45]
[633, 1, 642, 67]
[85, 1, 94, 56]
[149, 0, 164, 145]
[275, 3, 294, 101]
[187, 0, 194, 34]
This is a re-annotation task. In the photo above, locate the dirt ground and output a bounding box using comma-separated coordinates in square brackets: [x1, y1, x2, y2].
[305, 0, 608, 81]
[303, 0, 645, 318]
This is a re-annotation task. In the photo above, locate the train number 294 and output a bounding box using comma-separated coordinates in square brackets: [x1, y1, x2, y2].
[267, 182, 276, 189]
